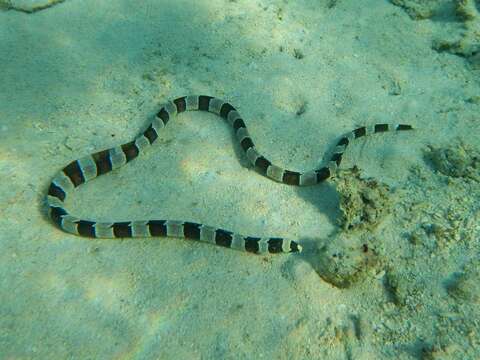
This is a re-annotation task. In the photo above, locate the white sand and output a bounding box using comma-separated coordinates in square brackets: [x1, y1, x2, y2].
[0, 0, 479, 358]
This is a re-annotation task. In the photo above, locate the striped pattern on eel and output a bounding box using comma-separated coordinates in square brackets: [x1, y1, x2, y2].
[46, 95, 413, 255]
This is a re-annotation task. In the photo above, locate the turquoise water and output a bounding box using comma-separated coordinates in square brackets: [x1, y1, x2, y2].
[0, 0, 479, 359]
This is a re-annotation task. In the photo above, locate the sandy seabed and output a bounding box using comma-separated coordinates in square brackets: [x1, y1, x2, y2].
[0, 0, 479, 359]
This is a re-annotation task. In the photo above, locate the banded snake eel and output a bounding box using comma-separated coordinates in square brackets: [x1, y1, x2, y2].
[46, 95, 412, 254]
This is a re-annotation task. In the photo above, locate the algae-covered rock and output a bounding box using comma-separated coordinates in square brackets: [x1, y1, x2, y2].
[392, 0, 453, 20]
[335, 167, 393, 231]
[425, 143, 480, 181]
[436, 0, 480, 57]
[456, 0, 479, 21]
[392, 0, 480, 61]
[391, 0, 443, 19]
[446, 259, 480, 303]
[314, 232, 380, 288]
